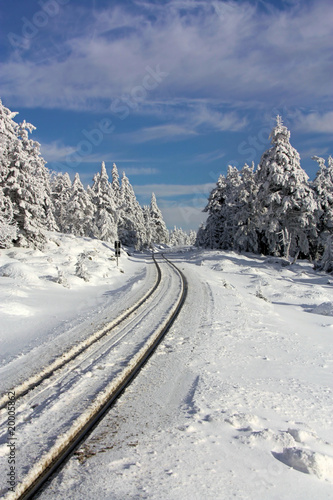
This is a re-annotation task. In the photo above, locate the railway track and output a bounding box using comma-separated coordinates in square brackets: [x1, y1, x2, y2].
[0, 253, 187, 500]
[0, 253, 161, 411]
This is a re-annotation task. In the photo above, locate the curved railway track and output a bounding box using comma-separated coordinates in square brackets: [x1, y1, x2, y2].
[0, 253, 161, 411]
[0, 253, 187, 500]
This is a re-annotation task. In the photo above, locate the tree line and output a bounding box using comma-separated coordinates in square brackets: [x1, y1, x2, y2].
[0, 99, 195, 250]
[197, 116, 333, 272]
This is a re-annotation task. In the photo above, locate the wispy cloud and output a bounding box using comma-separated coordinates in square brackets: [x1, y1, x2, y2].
[123, 167, 159, 175]
[192, 149, 226, 163]
[119, 124, 198, 143]
[116, 104, 247, 144]
[293, 111, 333, 134]
[1, 0, 332, 112]
[40, 141, 76, 162]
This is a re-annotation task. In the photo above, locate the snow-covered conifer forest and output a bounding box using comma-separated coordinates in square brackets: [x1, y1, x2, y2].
[198, 116, 333, 273]
[0, 99, 174, 250]
[1, 99, 332, 273]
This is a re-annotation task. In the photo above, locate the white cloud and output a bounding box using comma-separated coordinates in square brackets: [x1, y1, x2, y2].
[124, 167, 159, 175]
[120, 124, 198, 143]
[40, 141, 76, 162]
[1, 0, 332, 111]
[191, 107, 248, 132]
[192, 149, 226, 163]
[293, 111, 333, 134]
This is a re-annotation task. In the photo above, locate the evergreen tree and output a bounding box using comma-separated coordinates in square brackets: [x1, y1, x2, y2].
[255, 116, 317, 258]
[169, 226, 185, 246]
[316, 235, 333, 273]
[312, 155, 333, 270]
[118, 172, 147, 249]
[0, 100, 56, 248]
[203, 166, 242, 250]
[0, 186, 17, 248]
[188, 229, 197, 245]
[51, 172, 72, 233]
[312, 156, 333, 239]
[149, 192, 169, 244]
[195, 222, 206, 247]
[169, 226, 196, 246]
[111, 162, 121, 207]
[89, 162, 118, 242]
[142, 204, 153, 248]
[202, 174, 227, 248]
[233, 163, 259, 253]
[64, 173, 95, 237]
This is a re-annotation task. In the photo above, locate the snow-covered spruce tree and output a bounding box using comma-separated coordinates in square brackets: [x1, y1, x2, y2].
[202, 166, 243, 250]
[169, 226, 196, 246]
[0, 186, 17, 248]
[142, 205, 153, 248]
[118, 172, 147, 249]
[0, 100, 57, 248]
[63, 173, 95, 237]
[312, 155, 333, 270]
[0, 106, 17, 248]
[233, 162, 259, 253]
[221, 166, 243, 249]
[316, 235, 333, 273]
[200, 174, 227, 248]
[255, 116, 317, 258]
[149, 192, 169, 245]
[111, 162, 121, 207]
[51, 172, 72, 233]
[187, 229, 197, 245]
[89, 161, 118, 242]
[169, 226, 187, 246]
[195, 222, 206, 247]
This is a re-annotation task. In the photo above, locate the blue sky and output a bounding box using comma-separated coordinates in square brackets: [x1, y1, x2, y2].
[0, 0, 332, 230]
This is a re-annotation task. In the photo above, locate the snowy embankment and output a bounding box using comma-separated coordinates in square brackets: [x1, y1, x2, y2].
[38, 248, 333, 500]
[0, 232, 155, 391]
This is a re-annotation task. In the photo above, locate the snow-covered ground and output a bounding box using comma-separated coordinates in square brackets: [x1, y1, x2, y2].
[0, 233, 156, 391]
[0, 237, 332, 499]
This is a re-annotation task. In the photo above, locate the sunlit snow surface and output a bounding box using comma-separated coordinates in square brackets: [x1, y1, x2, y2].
[0, 239, 332, 499]
[0, 233, 154, 390]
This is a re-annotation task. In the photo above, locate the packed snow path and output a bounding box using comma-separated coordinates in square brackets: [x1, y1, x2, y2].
[0, 253, 186, 499]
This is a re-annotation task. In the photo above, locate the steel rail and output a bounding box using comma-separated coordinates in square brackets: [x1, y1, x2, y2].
[0, 253, 161, 411]
[7, 254, 187, 500]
